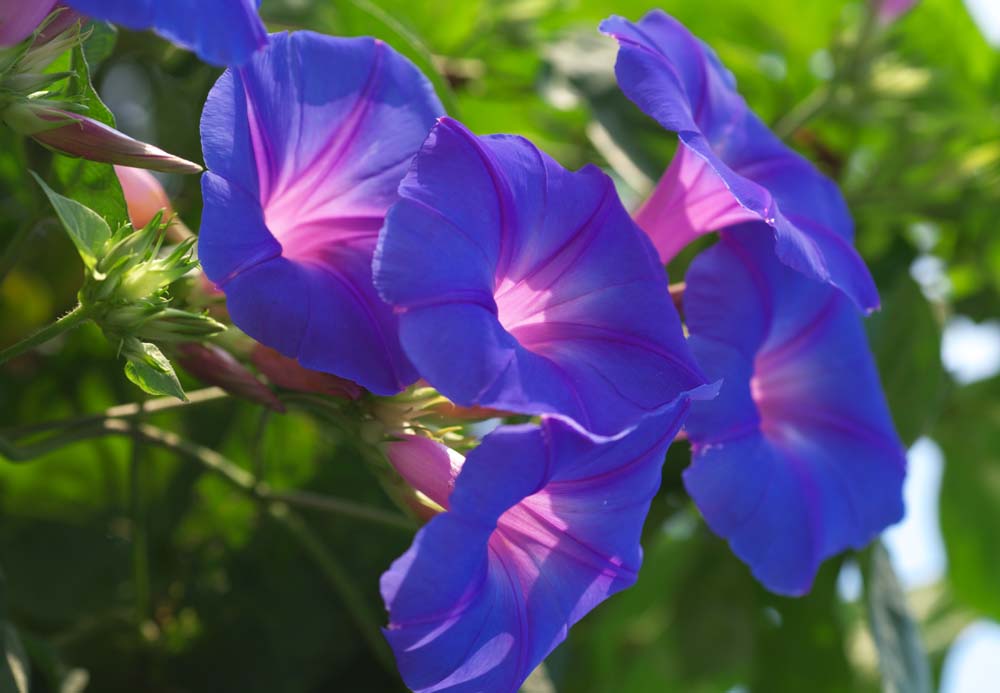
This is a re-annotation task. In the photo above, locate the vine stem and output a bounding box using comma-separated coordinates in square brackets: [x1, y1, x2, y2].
[10, 386, 229, 437]
[0, 304, 91, 365]
[129, 413, 151, 624]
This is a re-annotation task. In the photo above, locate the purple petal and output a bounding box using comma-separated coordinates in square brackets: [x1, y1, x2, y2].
[199, 32, 444, 395]
[600, 10, 880, 313]
[375, 117, 709, 436]
[682, 229, 906, 595]
[0, 0, 57, 46]
[382, 404, 690, 692]
[65, 0, 268, 66]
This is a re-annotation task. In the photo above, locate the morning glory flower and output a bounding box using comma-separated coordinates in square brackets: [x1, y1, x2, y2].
[600, 10, 880, 313]
[381, 404, 690, 693]
[682, 227, 906, 595]
[374, 117, 710, 437]
[199, 32, 444, 395]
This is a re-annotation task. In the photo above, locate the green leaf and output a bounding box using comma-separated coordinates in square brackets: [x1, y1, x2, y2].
[81, 21, 118, 70]
[124, 341, 186, 400]
[864, 542, 932, 693]
[752, 558, 857, 693]
[50, 43, 127, 224]
[937, 375, 1000, 620]
[30, 170, 110, 269]
[866, 275, 946, 445]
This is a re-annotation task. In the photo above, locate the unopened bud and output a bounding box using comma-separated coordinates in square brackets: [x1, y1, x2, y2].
[3, 102, 202, 174]
[384, 435, 464, 520]
[132, 308, 226, 344]
[251, 345, 363, 400]
[176, 343, 284, 412]
[115, 165, 173, 229]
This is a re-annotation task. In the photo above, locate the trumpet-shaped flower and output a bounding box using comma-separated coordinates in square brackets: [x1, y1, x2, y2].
[375, 117, 709, 437]
[601, 11, 879, 313]
[199, 32, 444, 395]
[381, 403, 690, 693]
[682, 228, 906, 595]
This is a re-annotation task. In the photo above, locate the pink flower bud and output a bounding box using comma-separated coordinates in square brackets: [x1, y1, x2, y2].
[876, 0, 918, 24]
[176, 343, 285, 412]
[3, 102, 202, 174]
[251, 345, 363, 400]
[114, 165, 173, 229]
[0, 0, 57, 46]
[384, 435, 464, 518]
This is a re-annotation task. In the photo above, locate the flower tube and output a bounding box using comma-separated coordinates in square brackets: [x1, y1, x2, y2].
[601, 10, 880, 313]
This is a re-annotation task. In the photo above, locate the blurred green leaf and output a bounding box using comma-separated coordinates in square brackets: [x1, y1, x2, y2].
[937, 375, 1000, 621]
[50, 43, 127, 224]
[30, 171, 111, 269]
[81, 21, 118, 69]
[865, 542, 932, 693]
[867, 274, 946, 445]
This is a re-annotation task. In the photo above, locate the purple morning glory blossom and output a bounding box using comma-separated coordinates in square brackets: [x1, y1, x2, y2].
[600, 10, 880, 313]
[374, 117, 710, 437]
[64, 0, 268, 66]
[381, 404, 690, 693]
[682, 227, 906, 595]
[199, 32, 444, 395]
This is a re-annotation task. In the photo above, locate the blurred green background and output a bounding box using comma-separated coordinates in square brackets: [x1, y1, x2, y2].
[1, 0, 999, 691]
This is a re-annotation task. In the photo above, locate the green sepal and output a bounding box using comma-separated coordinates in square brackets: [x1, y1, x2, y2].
[30, 170, 111, 269]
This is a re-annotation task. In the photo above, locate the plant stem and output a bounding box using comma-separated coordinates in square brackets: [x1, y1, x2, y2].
[264, 489, 415, 531]
[774, 87, 833, 140]
[9, 386, 229, 437]
[129, 420, 151, 624]
[0, 303, 91, 365]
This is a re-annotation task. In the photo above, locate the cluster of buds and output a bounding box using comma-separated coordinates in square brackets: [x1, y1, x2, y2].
[0, 7, 200, 173]
[34, 174, 223, 398]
